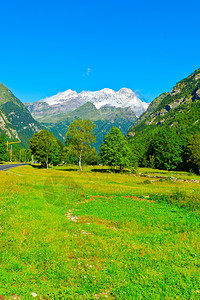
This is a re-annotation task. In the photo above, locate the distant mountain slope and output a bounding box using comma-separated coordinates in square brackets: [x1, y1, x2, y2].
[25, 87, 148, 150]
[0, 83, 42, 147]
[25, 88, 149, 119]
[42, 102, 137, 150]
[0, 108, 19, 140]
[128, 68, 200, 139]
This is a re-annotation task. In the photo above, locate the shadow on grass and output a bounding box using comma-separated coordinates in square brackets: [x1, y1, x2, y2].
[57, 168, 78, 172]
[91, 168, 131, 173]
[31, 165, 78, 172]
[91, 168, 111, 173]
[31, 165, 45, 169]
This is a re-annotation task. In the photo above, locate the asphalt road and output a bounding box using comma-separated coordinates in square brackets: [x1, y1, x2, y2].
[0, 163, 30, 171]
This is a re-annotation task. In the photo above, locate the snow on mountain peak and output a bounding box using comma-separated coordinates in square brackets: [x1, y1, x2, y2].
[118, 88, 134, 95]
[41, 89, 79, 106]
[40, 88, 149, 116]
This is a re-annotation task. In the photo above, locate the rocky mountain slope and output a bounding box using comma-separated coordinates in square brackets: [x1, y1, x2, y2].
[128, 68, 200, 166]
[129, 68, 200, 137]
[25, 88, 149, 120]
[0, 83, 42, 147]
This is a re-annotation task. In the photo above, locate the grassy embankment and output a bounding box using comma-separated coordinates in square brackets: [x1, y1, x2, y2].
[0, 165, 199, 299]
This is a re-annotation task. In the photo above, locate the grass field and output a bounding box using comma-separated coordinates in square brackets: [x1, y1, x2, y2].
[0, 165, 199, 299]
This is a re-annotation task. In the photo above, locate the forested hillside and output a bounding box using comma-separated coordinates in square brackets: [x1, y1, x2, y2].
[128, 69, 200, 172]
[42, 102, 137, 150]
[0, 84, 42, 147]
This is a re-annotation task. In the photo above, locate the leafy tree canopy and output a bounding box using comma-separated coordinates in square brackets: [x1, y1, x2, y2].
[30, 130, 62, 168]
[100, 126, 132, 171]
[146, 129, 183, 170]
[65, 119, 96, 171]
[187, 132, 200, 174]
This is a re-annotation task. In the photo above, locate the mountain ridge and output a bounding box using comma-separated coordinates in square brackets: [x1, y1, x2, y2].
[127, 68, 200, 166]
[129, 68, 200, 134]
[25, 87, 149, 119]
[0, 83, 42, 147]
[24, 87, 149, 150]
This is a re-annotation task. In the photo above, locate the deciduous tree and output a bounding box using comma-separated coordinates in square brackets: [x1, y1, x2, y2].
[30, 130, 61, 168]
[65, 119, 96, 171]
[146, 129, 183, 170]
[100, 127, 132, 171]
[186, 132, 200, 174]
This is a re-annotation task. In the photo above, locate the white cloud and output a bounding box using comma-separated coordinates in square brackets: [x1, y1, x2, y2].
[83, 67, 91, 77]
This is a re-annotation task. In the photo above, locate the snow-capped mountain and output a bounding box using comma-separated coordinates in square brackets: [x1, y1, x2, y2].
[79, 88, 148, 115]
[24, 88, 150, 150]
[26, 88, 149, 118]
[42, 89, 79, 106]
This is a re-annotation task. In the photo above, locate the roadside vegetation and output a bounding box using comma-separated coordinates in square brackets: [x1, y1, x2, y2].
[0, 165, 199, 299]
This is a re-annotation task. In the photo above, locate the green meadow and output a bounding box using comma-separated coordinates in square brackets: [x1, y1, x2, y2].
[0, 165, 199, 299]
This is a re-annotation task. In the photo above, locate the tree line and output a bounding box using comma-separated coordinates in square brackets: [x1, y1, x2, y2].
[0, 119, 199, 174]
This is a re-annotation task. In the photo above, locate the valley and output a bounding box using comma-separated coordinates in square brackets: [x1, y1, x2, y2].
[0, 165, 199, 299]
[1, 1, 200, 299]
[0, 68, 199, 300]
[25, 88, 148, 150]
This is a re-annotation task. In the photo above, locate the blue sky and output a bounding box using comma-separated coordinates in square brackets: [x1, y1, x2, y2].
[0, 0, 200, 103]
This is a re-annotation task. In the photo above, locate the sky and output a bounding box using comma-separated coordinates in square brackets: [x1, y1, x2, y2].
[0, 0, 200, 103]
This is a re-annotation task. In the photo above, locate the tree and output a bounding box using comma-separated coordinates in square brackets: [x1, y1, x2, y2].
[50, 140, 62, 166]
[30, 130, 62, 168]
[55, 139, 65, 165]
[146, 129, 183, 170]
[65, 119, 96, 171]
[0, 135, 7, 162]
[186, 132, 200, 174]
[129, 136, 147, 167]
[17, 148, 32, 162]
[100, 127, 132, 172]
[82, 147, 98, 165]
[63, 146, 78, 165]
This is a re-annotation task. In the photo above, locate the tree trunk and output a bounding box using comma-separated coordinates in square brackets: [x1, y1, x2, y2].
[79, 148, 82, 171]
[46, 154, 48, 169]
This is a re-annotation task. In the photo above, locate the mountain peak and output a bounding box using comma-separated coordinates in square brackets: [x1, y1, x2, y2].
[118, 88, 134, 94]
[99, 88, 115, 93]
[41, 89, 79, 106]
[25, 87, 149, 119]
[36, 88, 149, 115]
